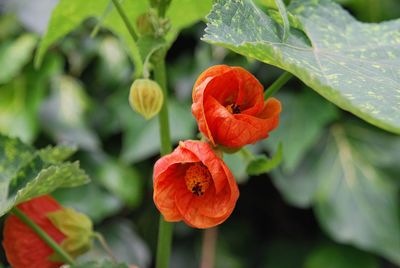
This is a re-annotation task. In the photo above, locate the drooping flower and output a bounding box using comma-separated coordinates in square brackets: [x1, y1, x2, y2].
[153, 140, 239, 228]
[192, 65, 281, 148]
[3, 195, 93, 268]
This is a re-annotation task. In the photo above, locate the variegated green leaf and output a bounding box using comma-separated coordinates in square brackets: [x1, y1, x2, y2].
[203, 0, 400, 134]
[0, 134, 89, 217]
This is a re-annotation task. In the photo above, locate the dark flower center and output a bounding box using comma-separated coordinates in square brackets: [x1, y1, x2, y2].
[226, 103, 241, 114]
[184, 163, 212, 196]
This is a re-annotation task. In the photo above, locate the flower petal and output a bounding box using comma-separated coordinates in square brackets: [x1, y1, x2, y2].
[153, 164, 187, 221]
[3, 196, 66, 268]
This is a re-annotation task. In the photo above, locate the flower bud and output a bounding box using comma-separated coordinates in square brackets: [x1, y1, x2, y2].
[129, 78, 164, 120]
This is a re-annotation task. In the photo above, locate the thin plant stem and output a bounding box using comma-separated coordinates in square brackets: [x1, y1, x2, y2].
[111, 2, 173, 267]
[93, 232, 117, 263]
[111, 0, 138, 42]
[264, 71, 293, 99]
[154, 53, 174, 268]
[200, 227, 218, 268]
[158, 0, 172, 18]
[10, 207, 75, 265]
[154, 55, 172, 156]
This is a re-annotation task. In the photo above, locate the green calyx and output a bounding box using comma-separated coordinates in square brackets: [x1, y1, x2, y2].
[47, 207, 94, 261]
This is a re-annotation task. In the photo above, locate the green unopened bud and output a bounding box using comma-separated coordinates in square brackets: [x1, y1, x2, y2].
[47, 208, 93, 260]
[129, 78, 164, 120]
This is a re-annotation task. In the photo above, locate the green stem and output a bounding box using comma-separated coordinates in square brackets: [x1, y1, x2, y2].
[111, 0, 138, 42]
[154, 56, 172, 156]
[10, 207, 75, 265]
[154, 54, 174, 268]
[111, 2, 173, 266]
[158, 0, 172, 18]
[156, 216, 174, 268]
[264, 71, 293, 99]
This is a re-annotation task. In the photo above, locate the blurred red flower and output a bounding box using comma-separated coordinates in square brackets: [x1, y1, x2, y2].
[192, 65, 281, 148]
[3, 195, 66, 268]
[153, 140, 239, 228]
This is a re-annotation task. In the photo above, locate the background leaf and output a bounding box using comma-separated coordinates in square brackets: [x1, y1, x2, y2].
[121, 98, 196, 163]
[0, 54, 61, 143]
[264, 90, 338, 173]
[305, 243, 379, 268]
[39, 75, 100, 151]
[271, 123, 400, 264]
[0, 33, 37, 84]
[54, 184, 122, 223]
[203, 0, 400, 134]
[36, 0, 212, 76]
[80, 219, 151, 268]
[96, 158, 143, 207]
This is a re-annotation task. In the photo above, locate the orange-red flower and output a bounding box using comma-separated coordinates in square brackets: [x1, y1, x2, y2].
[153, 140, 239, 228]
[3, 195, 93, 268]
[192, 65, 281, 148]
[3, 195, 66, 268]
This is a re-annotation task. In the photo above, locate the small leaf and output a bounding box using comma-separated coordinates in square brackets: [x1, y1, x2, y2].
[246, 143, 283, 175]
[38, 145, 77, 164]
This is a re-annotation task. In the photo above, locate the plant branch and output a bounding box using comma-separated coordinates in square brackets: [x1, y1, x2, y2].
[264, 71, 293, 99]
[154, 55, 172, 155]
[111, 0, 138, 42]
[158, 0, 172, 18]
[10, 207, 75, 265]
[153, 53, 174, 268]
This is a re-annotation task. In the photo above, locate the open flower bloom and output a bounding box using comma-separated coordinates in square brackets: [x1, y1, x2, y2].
[153, 140, 239, 228]
[192, 65, 281, 148]
[3, 195, 93, 268]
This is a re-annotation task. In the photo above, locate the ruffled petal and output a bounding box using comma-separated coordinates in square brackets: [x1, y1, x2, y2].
[175, 185, 232, 229]
[232, 66, 264, 114]
[153, 164, 187, 221]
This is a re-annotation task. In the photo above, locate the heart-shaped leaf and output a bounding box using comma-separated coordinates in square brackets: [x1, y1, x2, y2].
[203, 0, 400, 134]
